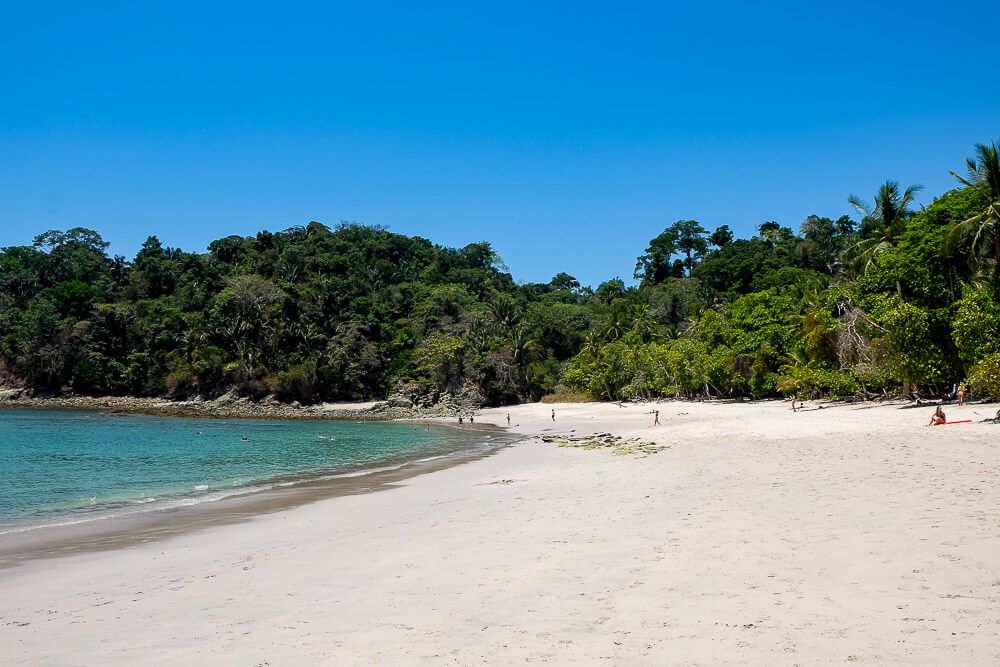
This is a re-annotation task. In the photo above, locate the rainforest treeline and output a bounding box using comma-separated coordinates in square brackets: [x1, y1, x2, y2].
[2, 141, 999, 404]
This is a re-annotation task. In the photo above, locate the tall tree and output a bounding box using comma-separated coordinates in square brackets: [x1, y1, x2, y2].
[946, 141, 1000, 282]
[635, 219, 709, 285]
[673, 220, 710, 276]
[847, 180, 923, 297]
[634, 227, 679, 285]
[709, 225, 734, 248]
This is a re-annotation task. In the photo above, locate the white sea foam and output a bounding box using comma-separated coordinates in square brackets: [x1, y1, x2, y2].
[0, 483, 275, 535]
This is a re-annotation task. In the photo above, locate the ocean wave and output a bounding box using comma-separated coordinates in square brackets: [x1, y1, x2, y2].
[0, 483, 276, 535]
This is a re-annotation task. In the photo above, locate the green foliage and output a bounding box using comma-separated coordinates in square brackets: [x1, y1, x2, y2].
[968, 353, 1000, 400]
[952, 287, 1000, 365]
[847, 180, 922, 277]
[268, 363, 317, 404]
[0, 224, 534, 403]
[866, 295, 944, 389]
[645, 279, 704, 325]
[635, 219, 709, 285]
[709, 225, 734, 248]
[412, 332, 464, 391]
[946, 142, 1000, 282]
[776, 366, 859, 398]
[539, 391, 593, 403]
[2, 140, 999, 404]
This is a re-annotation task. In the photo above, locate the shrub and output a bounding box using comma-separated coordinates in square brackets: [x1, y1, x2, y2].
[164, 370, 197, 397]
[952, 288, 1000, 365]
[968, 353, 1000, 400]
[540, 391, 594, 403]
[267, 364, 316, 403]
[191, 345, 226, 391]
[776, 365, 859, 398]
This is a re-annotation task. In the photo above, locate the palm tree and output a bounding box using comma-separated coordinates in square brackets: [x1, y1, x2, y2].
[601, 301, 633, 342]
[289, 320, 327, 355]
[629, 305, 659, 343]
[847, 180, 923, 297]
[509, 324, 543, 368]
[946, 141, 1000, 282]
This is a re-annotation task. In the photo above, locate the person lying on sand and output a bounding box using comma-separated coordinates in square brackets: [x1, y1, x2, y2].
[928, 406, 946, 426]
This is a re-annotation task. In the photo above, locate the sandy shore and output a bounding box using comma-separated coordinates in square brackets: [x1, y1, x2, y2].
[2, 399, 999, 664]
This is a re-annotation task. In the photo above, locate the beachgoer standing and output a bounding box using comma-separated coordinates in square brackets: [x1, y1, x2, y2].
[470, 415, 474, 424]
[506, 413, 510, 426]
[458, 416, 463, 425]
[653, 410, 660, 425]
[551, 409, 555, 422]
[957, 383, 966, 406]
[790, 395, 798, 412]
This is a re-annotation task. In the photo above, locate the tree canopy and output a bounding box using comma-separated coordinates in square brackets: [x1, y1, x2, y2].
[2, 141, 999, 404]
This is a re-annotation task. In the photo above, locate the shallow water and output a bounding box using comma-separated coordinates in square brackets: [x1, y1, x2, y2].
[0, 409, 476, 533]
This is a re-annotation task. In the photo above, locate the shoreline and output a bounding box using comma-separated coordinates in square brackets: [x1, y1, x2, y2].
[0, 417, 514, 568]
[0, 391, 471, 421]
[3, 399, 999, 663]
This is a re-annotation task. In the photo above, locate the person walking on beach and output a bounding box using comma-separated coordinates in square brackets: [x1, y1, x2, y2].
[469, 415, 474, 424]
[506, 413, 510, 426]
[653, 410, 660, 425]
[551, 409, 555, 422]
[458, 415, 463, 425]
[957, 383, 966, 406]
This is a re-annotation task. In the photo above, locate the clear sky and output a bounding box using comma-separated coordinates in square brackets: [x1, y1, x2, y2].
[1, 1, 998, 287]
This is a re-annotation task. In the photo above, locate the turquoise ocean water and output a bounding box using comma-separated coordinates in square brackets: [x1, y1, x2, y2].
[0, 409, 484, 533]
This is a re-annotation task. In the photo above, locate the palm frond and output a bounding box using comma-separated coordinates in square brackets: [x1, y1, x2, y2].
[952, 140, 1000, 199]
[847, 194, 871, 218]
[949, 169, 976, 188]
[899, 184, 923, 208]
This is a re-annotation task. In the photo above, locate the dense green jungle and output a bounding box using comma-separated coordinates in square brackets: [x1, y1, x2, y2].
[2, 141, 999, 405]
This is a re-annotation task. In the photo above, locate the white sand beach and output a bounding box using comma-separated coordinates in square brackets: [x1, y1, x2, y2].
[2, 399, 999, 665]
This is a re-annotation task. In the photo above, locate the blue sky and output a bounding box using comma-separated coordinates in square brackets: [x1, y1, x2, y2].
[1, 1, 998, 286]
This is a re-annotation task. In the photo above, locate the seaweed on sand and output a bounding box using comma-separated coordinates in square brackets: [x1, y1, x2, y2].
[538, 433, 667, 456]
